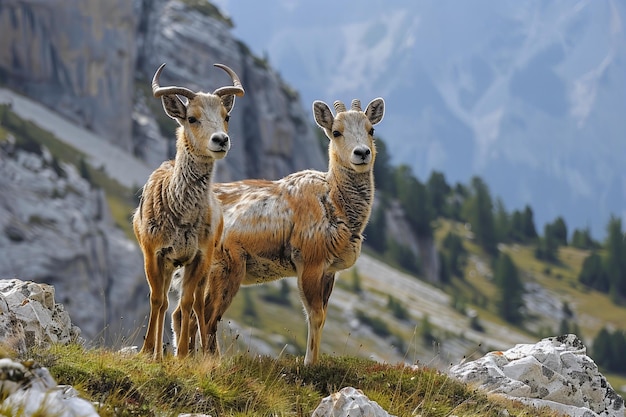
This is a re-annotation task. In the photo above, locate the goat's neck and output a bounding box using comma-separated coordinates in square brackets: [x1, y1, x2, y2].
[167, 137, 215, 219]
[327, 164, 374, 234]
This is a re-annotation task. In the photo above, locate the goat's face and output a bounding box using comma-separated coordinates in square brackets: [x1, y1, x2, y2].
[313, 98, 385, 173]
[152, 63, 244, 160]
[161, 93, 232, 160]
[183, 94, 232, 159]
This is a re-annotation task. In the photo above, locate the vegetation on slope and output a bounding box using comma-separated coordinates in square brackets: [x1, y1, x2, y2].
[21, 343, 563, 417]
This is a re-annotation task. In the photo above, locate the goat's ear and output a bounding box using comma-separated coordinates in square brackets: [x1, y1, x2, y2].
[313, 101, 334, 130]
[161, 95, 187, 121]
[365, 98, 385, 125]
[221, 95, 236, 113]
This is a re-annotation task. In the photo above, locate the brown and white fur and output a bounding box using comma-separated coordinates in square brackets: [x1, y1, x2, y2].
[174, 98, 384, 364]
[133, 63, 244, 360]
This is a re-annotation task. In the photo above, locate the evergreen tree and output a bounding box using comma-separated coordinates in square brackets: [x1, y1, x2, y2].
[522, 205, 538, 241]
[494, 198, 510, 243]
[535, 223, 559, 262]
[494, 253, 525, 324]
[373, 136, 395, 195]
[442, 231, 466, 278]
[571, 227, 597, 250]
[364, 206, 387, 253]
[394, 165, 433, 237]
[592, 327, 612, 369]
[510, 210, 524, 242]
[578, 252, 609, 292]
[610, 331, 626, 372]
[447, 183, 469, 221]
[465, 177, 497, 254]
[605, 216, 626, 298]
[426, 171, 450, 218]
[551, 216, 568, 246]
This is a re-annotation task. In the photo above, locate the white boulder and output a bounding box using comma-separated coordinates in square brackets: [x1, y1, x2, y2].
[0, 279, 81, 350]
[449, 334, 625, 417]
[312, 386, 396, 417]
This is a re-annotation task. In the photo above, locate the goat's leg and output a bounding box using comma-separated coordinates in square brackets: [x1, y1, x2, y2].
[204, 248, 246, 355]
[299, 268, 335, 365]
[171, 285, 200, 353]
[176, 254, 209, 357]
[141, 253, 172, 360]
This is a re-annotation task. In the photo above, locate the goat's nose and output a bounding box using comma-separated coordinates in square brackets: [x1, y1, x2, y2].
[353, 146, 371, 160]
[210, 132, 229, 147]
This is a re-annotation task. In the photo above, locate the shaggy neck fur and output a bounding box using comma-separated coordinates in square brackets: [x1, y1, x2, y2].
[327, 163, 374, 234]
[167, 133, 215, 221]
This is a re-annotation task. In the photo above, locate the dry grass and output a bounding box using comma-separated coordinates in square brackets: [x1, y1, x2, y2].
[20, 343, 565, 417]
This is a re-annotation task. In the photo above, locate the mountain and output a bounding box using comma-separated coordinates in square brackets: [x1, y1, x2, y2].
[219, 0, 626, 239]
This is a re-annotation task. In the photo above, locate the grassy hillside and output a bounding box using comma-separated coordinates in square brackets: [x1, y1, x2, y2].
[13, 343, 563, 417]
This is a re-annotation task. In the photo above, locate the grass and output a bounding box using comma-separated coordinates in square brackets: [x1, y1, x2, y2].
[17, 343, 564, 417]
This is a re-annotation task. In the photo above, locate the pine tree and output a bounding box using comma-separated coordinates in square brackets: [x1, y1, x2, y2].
[592, 327, 612, 369]
[465, 177, 497, 254]
[522, 205, 538, 241]
[605, 216, 626, 298]
[578, 252, 609, 292]
[494, 253, 525, 324]
[426, 171, 450, 218]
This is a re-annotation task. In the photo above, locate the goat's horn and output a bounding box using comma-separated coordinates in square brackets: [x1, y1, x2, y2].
[212, 63, 245, 97]
[333, 101, 347, 113]
[351, 99, 362, 111]
[152, 63, 197, 100]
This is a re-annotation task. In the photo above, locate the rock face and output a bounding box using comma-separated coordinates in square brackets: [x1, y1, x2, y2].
[448, 334, 625, 417]
[134, 0, 326, 178]
[0, 0, 137, 151]
[0, 0, 326, 179]
[312, 387, 396, 417]
[0, 141, 146, 342]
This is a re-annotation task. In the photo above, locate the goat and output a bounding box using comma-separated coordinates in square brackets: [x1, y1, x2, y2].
[133, 62, 244, 360]
[173, 98, 384, 365]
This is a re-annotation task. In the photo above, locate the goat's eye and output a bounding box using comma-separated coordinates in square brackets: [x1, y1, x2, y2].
[332, 130, 342, 138]
[369, 128, 375, 136]
[187, 116, 197, 124]
[225, 115, 230, 123]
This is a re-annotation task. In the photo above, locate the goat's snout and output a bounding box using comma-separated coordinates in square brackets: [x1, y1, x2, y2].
[209, 132, 230, 153]
[351, 146, 372, 165]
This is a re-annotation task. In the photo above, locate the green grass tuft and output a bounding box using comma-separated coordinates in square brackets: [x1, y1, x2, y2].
[19, 343, 565, 416]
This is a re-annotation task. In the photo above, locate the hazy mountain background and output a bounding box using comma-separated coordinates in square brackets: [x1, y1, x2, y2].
[216, 0, 626, 239]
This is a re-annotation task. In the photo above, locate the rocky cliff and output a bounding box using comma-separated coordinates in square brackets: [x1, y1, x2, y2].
[0, 0, 137, 151]
[0, 0, 326, 179]
[0, 137, 145, 342]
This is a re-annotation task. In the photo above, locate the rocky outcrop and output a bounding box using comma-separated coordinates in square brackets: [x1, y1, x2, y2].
[0, 357, 98, 417]
[0, 140, 146, 343]
[449, 334, 625, 417]
[134, 0, 326, 179]
[0, 0, 137, 151]
[0, 279, 80, 353]
[312, 387, 396, 417]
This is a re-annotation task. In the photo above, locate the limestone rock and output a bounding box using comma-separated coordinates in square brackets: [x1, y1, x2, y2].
[0, 0, 137, 151]
[0, 279, 81, 350]
[0, 357, 98, 417]
[312, 387, 396, 417]
[0, 143, 146, 343]
[448, 334, 625, 417]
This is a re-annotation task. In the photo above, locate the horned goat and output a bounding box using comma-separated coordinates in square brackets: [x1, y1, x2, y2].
[173, 98, 384, 365]
[133, 63, 244, 360]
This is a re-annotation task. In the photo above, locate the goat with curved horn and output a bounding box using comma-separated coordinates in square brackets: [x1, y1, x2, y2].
[134, 63, 244, 360]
